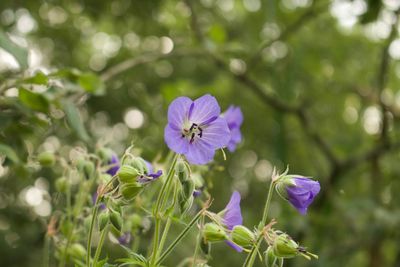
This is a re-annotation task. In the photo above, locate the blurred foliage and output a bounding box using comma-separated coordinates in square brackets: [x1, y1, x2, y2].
[1, 0, 400, 266]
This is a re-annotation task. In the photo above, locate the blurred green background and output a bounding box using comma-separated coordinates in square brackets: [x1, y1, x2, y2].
[1, 0, 400, 266]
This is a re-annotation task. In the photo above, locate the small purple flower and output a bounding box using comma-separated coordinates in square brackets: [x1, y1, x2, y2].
[118, 232, 132, 246]
[222, 191, 243, 252]
[164, 94, 230, 165]
[222, 105, 243, 152]
[137, 160, 162, 184]
[279, 176, 320, 215]
[107, 154, 120, 176]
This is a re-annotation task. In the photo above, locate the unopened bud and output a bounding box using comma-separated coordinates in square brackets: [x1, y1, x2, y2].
[203, 223, 227, 242]
[68, 243, 86, 259]
[231, 225, 255, 248]
[120, 182, 143, 201]
[55, 176, 69, 193]
[118, 165, 139, 183]
[179, 193, 193, 215]
[38, 152, 55, 166]
[272, 233, 299, 258]
[131, 157, 148, 174]
[77, 159, 95, 180]
[98, 212, 109, 231]
[109, 210, 123, 232]
[181, 179, 195, 200]
[175, 161, 190, 182]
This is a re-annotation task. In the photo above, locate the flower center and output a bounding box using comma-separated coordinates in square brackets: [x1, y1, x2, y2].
[181, 122, 203, 143]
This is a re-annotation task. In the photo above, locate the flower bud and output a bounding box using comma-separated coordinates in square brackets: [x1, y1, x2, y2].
[118, 165, 139, 183]
[179, 193, 193, 215]
[68, 243, 86, 259]
[109, 210, 123, 232]
[77, 159, 95, 180]
[98, 212, 109, 231]
[264, 246, 279, 267]
[131, 157, 148, 174]
[203, 223, 228, 242]
[231, 225, 255, 248]
[55, 176, 69, 193]
[181, 179, 195, 200]
[100, 173, 112, 183]
[130, 213, 142, 229]
[120, 182, 143, 201]
[175, 161, 189, 182]
[38, 152, 55, 166]
[275, 175, 320, 215]
[272, 233, 299, 258]
[96, 147, 113, 163]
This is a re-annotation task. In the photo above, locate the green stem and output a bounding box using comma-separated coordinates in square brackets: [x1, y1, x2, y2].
[157, 217, 172, 259]
[86, 175, 118, 267]
[243, 180, 275, 267]
[43, 234, 50, 267]
[150, 154, 179, 266]
[156, 209, 203, 266]
[92, 224, 109, 267]
[191, 215, 204, 267]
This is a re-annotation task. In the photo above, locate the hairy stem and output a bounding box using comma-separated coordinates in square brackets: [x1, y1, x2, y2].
[92, 224, 109, 267]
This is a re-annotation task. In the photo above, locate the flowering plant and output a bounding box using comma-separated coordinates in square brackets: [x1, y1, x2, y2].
[41, 94, 319, 267]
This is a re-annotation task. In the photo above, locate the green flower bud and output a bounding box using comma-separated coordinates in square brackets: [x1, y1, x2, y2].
[68, 243, 86, 259]
[38, 152, 55, 166]
[203, 223, 228, 242]
[231, 225, 255, 248]
[96, 147, 113, 163]
[179, 193, 193, 215]
[264, 246, 279, 267]
[131, 157, 148, 174]
[98, 212, 109, 231]
[272, 233, 299, 258]
[109, 210, 123, 232]
[77, 159, 95, 180]
[55, 176, 69, 193]
[181, 179, 195, 200]
[130, 213, 142, 229]
[275, 175, 297, 200]
[118, 165, 139, 183]
[120, 182, 143, 201]
[175, 161, 190, 182]
[100, 173, 112, 183]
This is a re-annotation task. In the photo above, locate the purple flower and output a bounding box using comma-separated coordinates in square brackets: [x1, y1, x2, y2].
[118, 232, 132, 246]
[222, 105, 243, 152]
[164, 94, 230, 165]
[137, 160, 162, 184]
[222, 191, 243, 252]
[281, 176, 320, 215]
[107, 154, 120, 176]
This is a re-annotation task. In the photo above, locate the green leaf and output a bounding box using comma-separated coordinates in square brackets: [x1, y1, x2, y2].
[62, 100, 90, 142]
[18, 88, 49, 113]
[23, 71, 49, 85]
[0, 30, 28, 69]
[78, 72, 105, 95]
[0, 144, 20, 163]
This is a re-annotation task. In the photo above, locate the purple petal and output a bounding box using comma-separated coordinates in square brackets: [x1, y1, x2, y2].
[144, 160, 154, 174]
[164, 124, 189, 154]
[227, 128, 242, 152]
[106, 154, 120, 176]
[223, 191, 243, 230]
[225, 240, 243, 252]
[185, 139, 215, 165]
[224, 105, 243, 128]
[286, 177, 320, 215]
[189, 95, 221, 125]
[201, 117, 231, 149]
[118, 232, 132, 246]
[148, 170, 163, 179]
[167, 96, 192, 128]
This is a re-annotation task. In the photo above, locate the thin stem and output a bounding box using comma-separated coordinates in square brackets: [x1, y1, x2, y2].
[92, 224, 109, 267]
[243, 180, 275, 267]
[150, 154, 179, 266]
[86, 175, 118, 267]
[156, 209, 203, 266]
[191, 215, 204, 267]
[157, 217, 172, 260]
